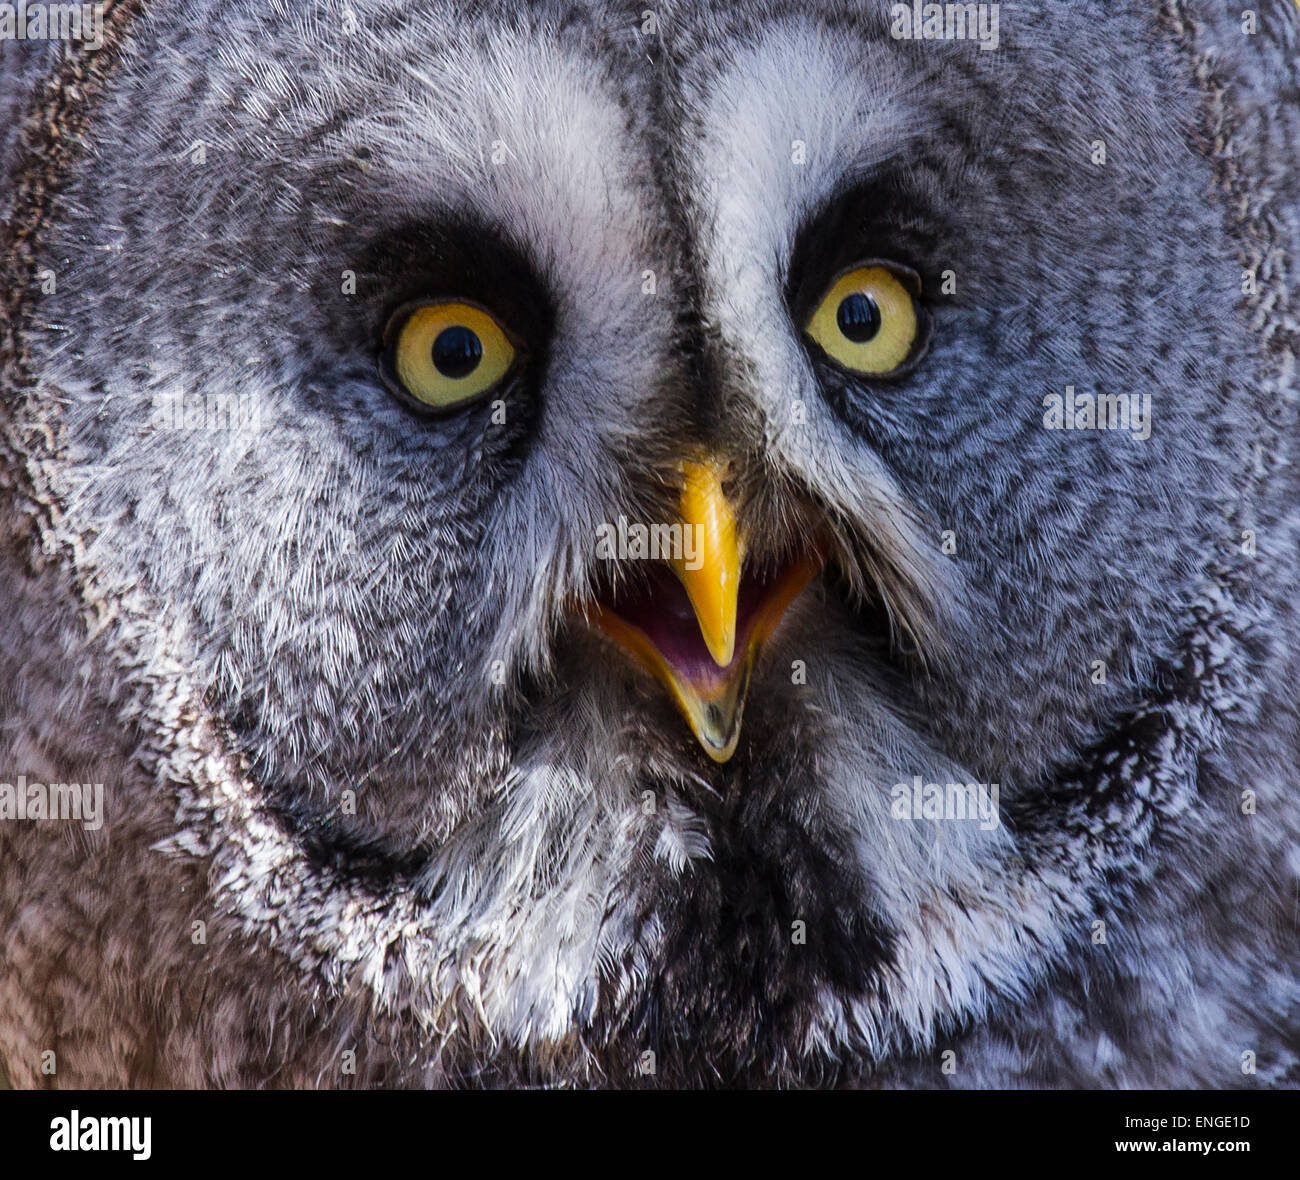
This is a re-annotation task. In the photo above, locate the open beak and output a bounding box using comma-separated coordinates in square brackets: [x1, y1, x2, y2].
[593, 456, 821, 762]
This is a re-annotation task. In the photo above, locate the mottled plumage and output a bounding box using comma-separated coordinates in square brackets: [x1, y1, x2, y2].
[1, 0, 1298, 1088]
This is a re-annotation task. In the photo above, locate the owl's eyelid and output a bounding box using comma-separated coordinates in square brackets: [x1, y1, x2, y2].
[819, 258, 924, 301]
[380, 295, 527, 353]
[790, 256, 926, 336]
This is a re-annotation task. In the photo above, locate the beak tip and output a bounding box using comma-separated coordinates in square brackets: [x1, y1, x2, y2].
[705, 630, 736, 669]
[690, 711, 742, 763]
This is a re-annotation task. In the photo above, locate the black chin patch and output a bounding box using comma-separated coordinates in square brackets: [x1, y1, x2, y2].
[595, 736, 896, 1087]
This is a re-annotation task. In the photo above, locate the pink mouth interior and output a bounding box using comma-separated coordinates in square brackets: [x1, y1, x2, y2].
[598, 561, 794, 684]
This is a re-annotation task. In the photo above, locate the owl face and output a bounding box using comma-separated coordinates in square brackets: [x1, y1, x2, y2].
[22, 0, 1259, 1082]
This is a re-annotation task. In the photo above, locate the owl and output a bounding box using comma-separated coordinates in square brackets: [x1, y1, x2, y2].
[1, 0, 1298, 1090]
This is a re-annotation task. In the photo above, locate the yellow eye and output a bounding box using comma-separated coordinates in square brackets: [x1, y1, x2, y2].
[804, 264, 922, 375]
[383, 300, 517, 409]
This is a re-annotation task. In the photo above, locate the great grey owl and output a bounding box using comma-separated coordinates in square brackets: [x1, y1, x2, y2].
[0, 0, 1297, 1090]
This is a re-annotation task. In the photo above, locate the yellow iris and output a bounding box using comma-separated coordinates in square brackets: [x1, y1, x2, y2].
[387, 301, 516, 408]
[804, 265, 920, 375]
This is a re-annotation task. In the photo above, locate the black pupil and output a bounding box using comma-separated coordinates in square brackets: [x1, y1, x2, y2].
[836, 293, 882, 343]
[431, 326, 483, 379]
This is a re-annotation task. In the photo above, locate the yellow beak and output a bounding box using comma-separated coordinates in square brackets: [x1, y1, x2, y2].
[671, 457, 741, 668]
[594, 455, 820, 763]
